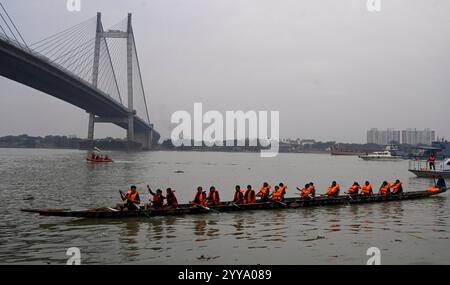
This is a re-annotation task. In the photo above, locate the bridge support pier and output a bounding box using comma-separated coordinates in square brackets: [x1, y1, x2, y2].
[87, 113, 95, 141]
[134, 127, 159, 150]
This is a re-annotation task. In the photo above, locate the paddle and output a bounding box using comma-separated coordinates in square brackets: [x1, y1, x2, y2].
[273, 200, 287, 207]
[191, 201, 221, 213]
[230, 202, 243, 209]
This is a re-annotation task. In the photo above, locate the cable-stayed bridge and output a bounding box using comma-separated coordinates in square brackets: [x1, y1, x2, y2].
[0, 6, 160, 149]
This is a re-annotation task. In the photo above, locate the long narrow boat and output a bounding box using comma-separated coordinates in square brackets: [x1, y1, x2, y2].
[22, 188, 447, 219]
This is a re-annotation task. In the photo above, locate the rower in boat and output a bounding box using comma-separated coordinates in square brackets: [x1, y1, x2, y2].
[146, 186, 165, 209]
[436, 175, 446, 190]
[257, 182, 271, 202]
[270, 186, 283, 201]
[379, 181, 391, 196]
[390, 180, 403, 195]
[279, 183, 287, 201]
[166, 188, 179, 209]
[233, 185, 245, 204]
[116, 185, 141, 211]
[244, 185, 256, 204]
[297, 184, 312, 199]
[207, 186, 221, 206]
[361, 181, 373, 196]
[191, 186, 208, 207]
[325, 181, 340, 197]
[346, 182, 361, 196]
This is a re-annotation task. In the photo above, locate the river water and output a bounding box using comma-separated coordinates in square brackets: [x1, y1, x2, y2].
[0, 148, 448, 265]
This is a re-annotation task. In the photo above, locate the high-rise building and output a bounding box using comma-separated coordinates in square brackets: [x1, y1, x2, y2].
[367, 128, 401, 145]
[401, 128, 435, 145]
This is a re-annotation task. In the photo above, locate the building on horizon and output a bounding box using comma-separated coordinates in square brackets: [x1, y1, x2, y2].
[367, 128, 401, 145]
[401, 128, 435, 145]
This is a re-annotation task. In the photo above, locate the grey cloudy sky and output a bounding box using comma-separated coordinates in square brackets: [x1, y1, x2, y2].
[1, 0, 449, 143]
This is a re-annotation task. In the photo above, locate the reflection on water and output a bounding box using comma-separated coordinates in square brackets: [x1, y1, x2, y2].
[0, 149, 449, 264]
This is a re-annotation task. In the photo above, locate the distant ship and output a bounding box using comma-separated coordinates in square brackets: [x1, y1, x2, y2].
[330, 145, 367, 156]
[359, 150, 402, 161]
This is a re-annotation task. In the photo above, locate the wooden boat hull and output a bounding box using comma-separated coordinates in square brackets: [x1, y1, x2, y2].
[22, 188, 447, 219]
[408, 169, 450, 178]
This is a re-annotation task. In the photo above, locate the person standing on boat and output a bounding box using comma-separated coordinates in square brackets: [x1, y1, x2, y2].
[244, 185, 256, 204]
[379, 181, 391, 196]
[207, 186, 221, 206]
[166, 188, 179, 208]
[390, 180, 403, 195]
[361, 181, 373, 196]
[428, 152, 436, 170]
[233, 185, 245, 204]
[257, 182, 271, 202]
[325, 181, 340, 197]
[116, 185, 140, 211]
[346, 182, 361, 196]
[436, 176, 446, 190]
[191, 186, 208, 207]
[279, 183, 288, 201]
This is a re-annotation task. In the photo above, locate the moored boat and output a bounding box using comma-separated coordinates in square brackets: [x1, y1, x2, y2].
[359, 150, 402, 161]
[22, 188, 447, 219]
[408, 159, 450, 178]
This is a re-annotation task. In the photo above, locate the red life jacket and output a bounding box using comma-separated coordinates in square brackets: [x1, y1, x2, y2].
[167, 192, 178, 207]
[152, 194, 164, 208]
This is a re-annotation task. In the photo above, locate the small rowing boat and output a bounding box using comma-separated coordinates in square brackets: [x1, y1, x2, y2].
[86, 157, 114, 163]
[22, 188, 447, 219]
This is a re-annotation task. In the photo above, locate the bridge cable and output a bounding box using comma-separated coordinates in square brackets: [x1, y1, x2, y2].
[0, 2, 28, 47]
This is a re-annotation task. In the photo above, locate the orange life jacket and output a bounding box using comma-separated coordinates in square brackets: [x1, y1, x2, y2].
[208, 191, 221, 206]
[428, 155, 436, 162]
[257, 185, 271, 198]
[271, 190, 282, 201]
[244, 189, 256, 204]
[427, 187, 441, 193]
[361, 184, 372, 195]
[326, 184, 340, 196]
[391, 182, 403, 194]
[233, 189, 244, 204]
[127, 190, 139, 203]
[379, 185, 391, 196]
[347, 185, 360, 194]
[300, 187, 311, 199]
[193, 192, 207, 206]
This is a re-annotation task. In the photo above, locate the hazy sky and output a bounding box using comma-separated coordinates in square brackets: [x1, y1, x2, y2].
[1, 0, 449, 143]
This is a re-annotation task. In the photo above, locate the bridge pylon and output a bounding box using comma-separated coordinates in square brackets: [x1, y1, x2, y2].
[86, 12, 158, 150]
